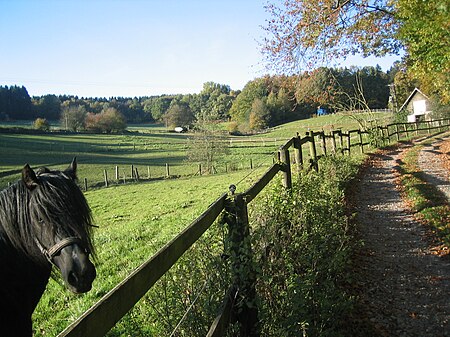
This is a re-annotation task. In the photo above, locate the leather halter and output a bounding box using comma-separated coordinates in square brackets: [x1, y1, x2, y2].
[35, 237, 87, 264]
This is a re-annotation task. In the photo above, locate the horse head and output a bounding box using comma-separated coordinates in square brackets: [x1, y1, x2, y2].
[22, 158, 96, 294]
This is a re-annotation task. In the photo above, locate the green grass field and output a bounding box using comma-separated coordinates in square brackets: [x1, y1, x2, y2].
[0, 112, 391, 190]
[0, 112, 394, 335]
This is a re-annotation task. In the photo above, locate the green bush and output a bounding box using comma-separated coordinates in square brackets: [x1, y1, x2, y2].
[251, 155, 361, 336]
[33, 117, 50, 131]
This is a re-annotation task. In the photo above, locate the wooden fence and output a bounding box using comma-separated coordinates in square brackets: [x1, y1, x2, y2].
[57, 118, 449, 337]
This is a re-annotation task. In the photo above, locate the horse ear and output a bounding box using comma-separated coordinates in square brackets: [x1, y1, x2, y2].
[65, 157, 78, 179]
[22, 164, 39, 190]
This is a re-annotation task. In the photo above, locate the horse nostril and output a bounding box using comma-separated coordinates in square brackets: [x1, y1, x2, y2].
[68, 271, 78, 287]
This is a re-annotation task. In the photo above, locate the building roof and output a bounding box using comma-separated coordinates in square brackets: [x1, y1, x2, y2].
[399, 88, 429, 112]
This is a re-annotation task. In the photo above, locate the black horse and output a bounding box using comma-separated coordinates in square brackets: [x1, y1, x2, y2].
[0, 159, 96, 336]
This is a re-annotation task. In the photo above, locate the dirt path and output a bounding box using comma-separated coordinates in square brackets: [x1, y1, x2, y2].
[355, 138, 450, 337]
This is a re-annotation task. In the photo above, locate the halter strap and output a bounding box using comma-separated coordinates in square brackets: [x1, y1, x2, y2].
[35, 237, 86, 263]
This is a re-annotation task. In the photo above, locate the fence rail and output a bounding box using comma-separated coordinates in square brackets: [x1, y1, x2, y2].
[58, 118, 449, 337]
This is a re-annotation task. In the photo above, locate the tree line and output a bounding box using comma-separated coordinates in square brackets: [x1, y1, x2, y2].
[0, 64, 421, 133]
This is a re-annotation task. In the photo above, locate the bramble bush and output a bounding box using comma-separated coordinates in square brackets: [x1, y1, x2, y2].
[251, 155, 361, 336]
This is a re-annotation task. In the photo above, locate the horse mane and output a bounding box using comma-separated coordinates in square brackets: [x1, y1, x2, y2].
[0, 167, 95, 265]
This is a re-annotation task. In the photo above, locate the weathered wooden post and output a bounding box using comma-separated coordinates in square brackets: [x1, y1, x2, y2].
[358, 130, 364, 154]
[331, 131, 337, 154]
[278, 148, 292, 189]
[147, 166, 150, 179]
[223, 187, 260, 337]
[404, 123, 409, 138]
[84, 178, 88, 191]
[293, 133, 303, 171]
[307, 131, 318, 171]
[135, 168, 140, 181]
[103, 170, 108, 188]
[115, 166, 119, 181]
[166, 163, 170, 177]
[131, 165, 135, 179]
[395, 124, 400, 141]
[198, 163, 202, 176]
[345, 132, 351, 155]
[320, 131, 327, 156]
[339, 130, 344, 153]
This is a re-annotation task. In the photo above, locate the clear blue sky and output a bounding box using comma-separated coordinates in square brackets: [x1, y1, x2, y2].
[0, 0, 400, 98]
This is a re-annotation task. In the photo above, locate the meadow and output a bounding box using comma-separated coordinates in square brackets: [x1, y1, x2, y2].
[0, 112, 390, 189]
[0, 112, 393, 336]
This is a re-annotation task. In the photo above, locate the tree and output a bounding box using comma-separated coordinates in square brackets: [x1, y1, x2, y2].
[85, 107, 126, 133]
[0, 85, 33, 120]
[263, 0, 400, 72]
[295, 67, 340, 108]
[186, 125, 229, 174]
[249, 98, 270, 131]
[33, 94, 61, 120]
[229, 78, 268, 125]
[100, 107, 126, 133]
[263, 0, 450, 103]
[396, 0, 450, 103]
[164, 101, 194, 128]
[33, 118, 50, 131]
[60, 104, 87, 131]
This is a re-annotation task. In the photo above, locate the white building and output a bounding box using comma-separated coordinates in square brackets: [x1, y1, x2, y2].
[399, 88, 432, 123]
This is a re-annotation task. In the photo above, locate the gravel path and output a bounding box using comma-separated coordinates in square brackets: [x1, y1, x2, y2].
[355, 139, 450, 337]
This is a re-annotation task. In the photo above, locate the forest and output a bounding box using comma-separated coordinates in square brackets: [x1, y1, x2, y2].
[0, 64, 408, 133]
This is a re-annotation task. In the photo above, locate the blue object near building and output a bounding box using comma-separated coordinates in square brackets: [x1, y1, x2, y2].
[317, 106, 328, 116]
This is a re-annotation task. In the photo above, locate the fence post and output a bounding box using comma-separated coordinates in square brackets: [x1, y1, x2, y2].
[306, 131, 318, 171]
[346, 132, 351, 155]
[166, 163, 170, 177]
[278, 148, 292, 189]
[131, 165, 135, 180]
[320, 131, 327, 156]
[135, 168, 140, 181]
[294, 133, 303, 171]
[115, 166, 119, 181]
[103, 170, 108, 188]
[395, 124, 400, 141]
[404, 123, 409, 138]
[84, 178, 88, 191]
[358, 130, 364, 154]
[331, 131, 337, 154]
[224, 191, 260, 337]
[339, 130, 344, 153]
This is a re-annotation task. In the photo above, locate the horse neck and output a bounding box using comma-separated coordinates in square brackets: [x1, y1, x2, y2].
[1, 234, 52, 334]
